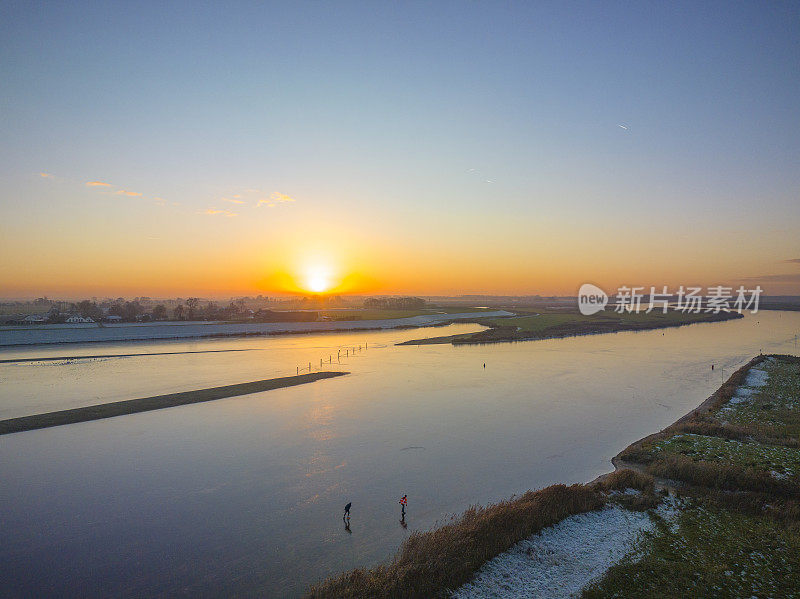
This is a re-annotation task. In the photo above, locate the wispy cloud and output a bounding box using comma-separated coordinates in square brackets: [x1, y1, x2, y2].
[222, 197, 245, 204]
[271, 192, 295, 203]
[741, 273, 800, 283]
[257, 191, 296, 208]
[203, 208, 238, 217]
[784, 258, 800, 264]
[85, 179, 142, 197]
[39, 172, 53, 179]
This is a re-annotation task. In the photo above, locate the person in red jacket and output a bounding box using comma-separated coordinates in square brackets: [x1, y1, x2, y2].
[399, 494, 407, 518]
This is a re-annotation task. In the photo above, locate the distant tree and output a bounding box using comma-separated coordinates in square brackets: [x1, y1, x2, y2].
[173, 304, 186, 320]
[228, 300, 241, 314]
[364, 297, 386, 309]
[152, 305, 167, 320]
[46, 306, 66, 323]
[75, 300, 103, 321]
[203, 301, 218, 320]
[186, 297, 199, 320]
[122, 301, 143, 321]
[363, 296, 426, 310]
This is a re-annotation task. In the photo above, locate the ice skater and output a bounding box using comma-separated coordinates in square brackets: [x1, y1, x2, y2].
[399, 494, 407, 518]
[343, 502, 351, 521]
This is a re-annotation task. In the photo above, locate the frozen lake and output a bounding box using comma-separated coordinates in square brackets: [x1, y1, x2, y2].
[1, 311, 799, 597]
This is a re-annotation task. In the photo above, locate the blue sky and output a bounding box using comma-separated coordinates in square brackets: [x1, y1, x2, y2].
[1, 1, 799, 296]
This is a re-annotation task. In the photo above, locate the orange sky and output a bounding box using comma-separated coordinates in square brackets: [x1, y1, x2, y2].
[2, 191, 798, 299]
[2, 5, 799, 300]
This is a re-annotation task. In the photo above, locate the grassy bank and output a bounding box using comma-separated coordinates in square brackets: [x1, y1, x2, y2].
[398, 308, 742, 345]
[0, 371, 348, 435]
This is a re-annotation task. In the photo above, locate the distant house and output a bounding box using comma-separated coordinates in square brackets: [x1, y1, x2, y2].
[66, 314, 94, 324]
[104, 315, 122, 322]
[22, 314, 46, 324]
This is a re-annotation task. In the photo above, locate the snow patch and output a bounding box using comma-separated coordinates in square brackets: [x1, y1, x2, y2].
[721, 362, 772, 409]
[451, 505, 657, 599]
[727, 387, 759, 405]
[744, 367, 769, 388]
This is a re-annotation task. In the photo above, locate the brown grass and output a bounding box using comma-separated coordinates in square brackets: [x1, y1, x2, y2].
[677, 419, 800, 449]
[645, 454, 800, 497]
[595, 468, 661, 511]
[306, 483, 604, 599]
[679, 486, 800, 524]
[598, 468, 655, 494]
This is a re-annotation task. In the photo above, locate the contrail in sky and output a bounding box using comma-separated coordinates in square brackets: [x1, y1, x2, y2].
[617, 124, 629, 130]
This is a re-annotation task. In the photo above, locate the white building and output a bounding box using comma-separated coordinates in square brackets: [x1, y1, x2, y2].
[66, 315, 94, 324]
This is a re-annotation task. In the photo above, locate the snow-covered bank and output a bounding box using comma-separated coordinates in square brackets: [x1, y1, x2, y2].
[0, 311, 511, 346]
[452, 500, 674, 599]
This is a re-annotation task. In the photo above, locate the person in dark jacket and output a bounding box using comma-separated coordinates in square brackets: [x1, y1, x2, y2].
[344, 502, 351, 520]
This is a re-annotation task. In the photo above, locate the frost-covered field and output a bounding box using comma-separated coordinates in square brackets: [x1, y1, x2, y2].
[452, 500, 676, 599]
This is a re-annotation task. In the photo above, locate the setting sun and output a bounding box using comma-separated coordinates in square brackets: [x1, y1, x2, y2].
[304, 264, 334, 294]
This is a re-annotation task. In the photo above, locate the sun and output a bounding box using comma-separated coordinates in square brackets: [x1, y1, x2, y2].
[304, 264, 333, 294]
